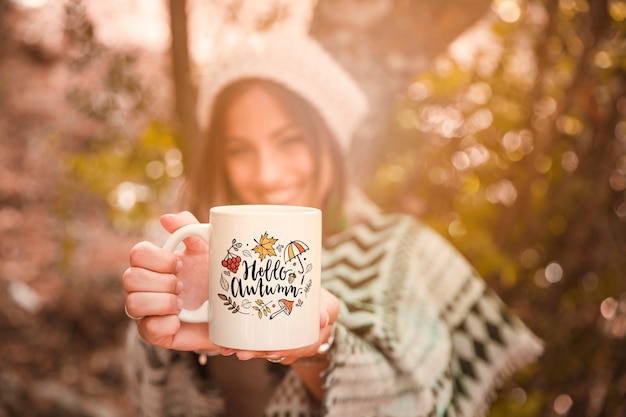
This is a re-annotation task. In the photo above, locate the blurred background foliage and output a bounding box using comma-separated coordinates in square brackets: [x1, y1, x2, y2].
[366, 1, 626, 416]
[61, 0, 183, 233]
[64, 122, 182, 230]
[2, 0, 625, 416]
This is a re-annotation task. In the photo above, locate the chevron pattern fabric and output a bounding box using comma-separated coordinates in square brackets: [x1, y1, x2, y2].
[318, 213, 543, 417]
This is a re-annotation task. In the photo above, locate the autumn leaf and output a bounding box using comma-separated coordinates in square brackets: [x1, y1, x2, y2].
[253, 232, 277, 260]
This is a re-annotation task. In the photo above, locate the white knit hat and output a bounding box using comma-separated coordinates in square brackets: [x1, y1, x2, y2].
[196, 31, 368, 151]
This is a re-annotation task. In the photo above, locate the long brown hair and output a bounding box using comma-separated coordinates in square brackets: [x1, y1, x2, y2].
[183, 79, 347, 237]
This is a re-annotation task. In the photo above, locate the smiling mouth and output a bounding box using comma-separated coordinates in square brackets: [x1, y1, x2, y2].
[262, 189, 300, 205]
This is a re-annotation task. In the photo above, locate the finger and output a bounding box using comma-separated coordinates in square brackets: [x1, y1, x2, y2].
[126, 291, 181, 318]
[137, 315, 180, 347]
[122, 267, 182, 294]
[129, 241, 180, 273]
[170, 322, 214, 351]
[138, 316, 216, 352]
[319, 288, 340, 329]
[160, 211, 199, 233]
[260, 334, 332, 365]
[241, 336, 321, 362]
[255, 345, 317, 365]
[161, 211, 207, 253]
[234, 350, 293, 363]
[235, 350, 259, 361]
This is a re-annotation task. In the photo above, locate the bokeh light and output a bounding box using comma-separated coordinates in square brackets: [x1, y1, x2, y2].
[486, 179, 517, 206]
[608, 0, 626, 21]
[492, 0, 522, 23]
[145, 160, 165, 180]
[107, 181, 151, 212]
[545, 262, 564, 283]
[9, 0, 48, 7]
[561, 150, 579, 173]
[553, 394, 573, 415]
[165, 148, 184, 178]
[601, 297, 619, 320]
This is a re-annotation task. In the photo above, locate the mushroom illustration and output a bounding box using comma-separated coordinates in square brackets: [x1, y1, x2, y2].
[270, 299, 294, 319]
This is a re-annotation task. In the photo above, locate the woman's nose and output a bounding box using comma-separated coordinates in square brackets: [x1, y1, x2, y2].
[256, 148, 282, 185]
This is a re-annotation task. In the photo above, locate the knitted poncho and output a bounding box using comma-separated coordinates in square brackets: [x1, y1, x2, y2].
[125, 211, 543, 417]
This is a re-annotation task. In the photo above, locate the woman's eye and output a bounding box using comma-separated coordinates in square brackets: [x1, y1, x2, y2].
[226, 145, 251, 157]
[279, 136, 305, 148]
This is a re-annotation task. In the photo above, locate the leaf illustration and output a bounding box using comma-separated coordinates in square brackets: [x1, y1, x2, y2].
[241, 299, 251, 309]
[220, 274, 229, 291]
[219, 294, 244, 314]
[243, 249, 252, 257]
[253, 232, 278, 260]
[252, 299, 273, 319]
[305, 263, 313, 273]
[303, 279, 312, 298]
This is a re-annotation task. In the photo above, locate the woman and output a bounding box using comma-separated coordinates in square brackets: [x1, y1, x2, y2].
[122, 32, 543, 417]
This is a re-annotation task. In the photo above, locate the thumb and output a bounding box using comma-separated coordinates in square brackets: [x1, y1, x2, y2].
[160, 211, 206, 253]
[160, 211, 199, 233]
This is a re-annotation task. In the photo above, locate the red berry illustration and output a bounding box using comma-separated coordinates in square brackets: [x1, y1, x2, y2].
[223, 255, 241, 273]
[222, 239, 243, 273]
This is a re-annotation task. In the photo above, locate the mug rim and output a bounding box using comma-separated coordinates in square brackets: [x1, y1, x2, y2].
[210, 204, 320, 215]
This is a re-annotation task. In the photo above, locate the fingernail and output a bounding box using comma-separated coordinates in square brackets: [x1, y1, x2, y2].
[322, 313, 330, 329]
[175, 280, 183, 294]
[266, 355, 286, 363]
[237, 351, 255, 361]
[220, 348, 236, 356]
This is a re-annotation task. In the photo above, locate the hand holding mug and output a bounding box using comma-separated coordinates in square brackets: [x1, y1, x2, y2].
[123, 207, 338, 358]
[123, 211, 220, 352]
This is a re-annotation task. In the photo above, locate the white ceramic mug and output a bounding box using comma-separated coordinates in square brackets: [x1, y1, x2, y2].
[163, 205, 321, 351]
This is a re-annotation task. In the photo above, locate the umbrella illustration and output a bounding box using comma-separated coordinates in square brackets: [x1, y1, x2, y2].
[270, 299, 294, 319]
[284, 240, 309, 273]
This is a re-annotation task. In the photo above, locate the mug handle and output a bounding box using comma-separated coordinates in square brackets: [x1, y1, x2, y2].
[162, 223, 212, 323]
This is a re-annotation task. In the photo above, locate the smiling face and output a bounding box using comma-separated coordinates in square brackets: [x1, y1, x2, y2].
[222, 84, 333, 208]
[185, 79, 347, 235]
